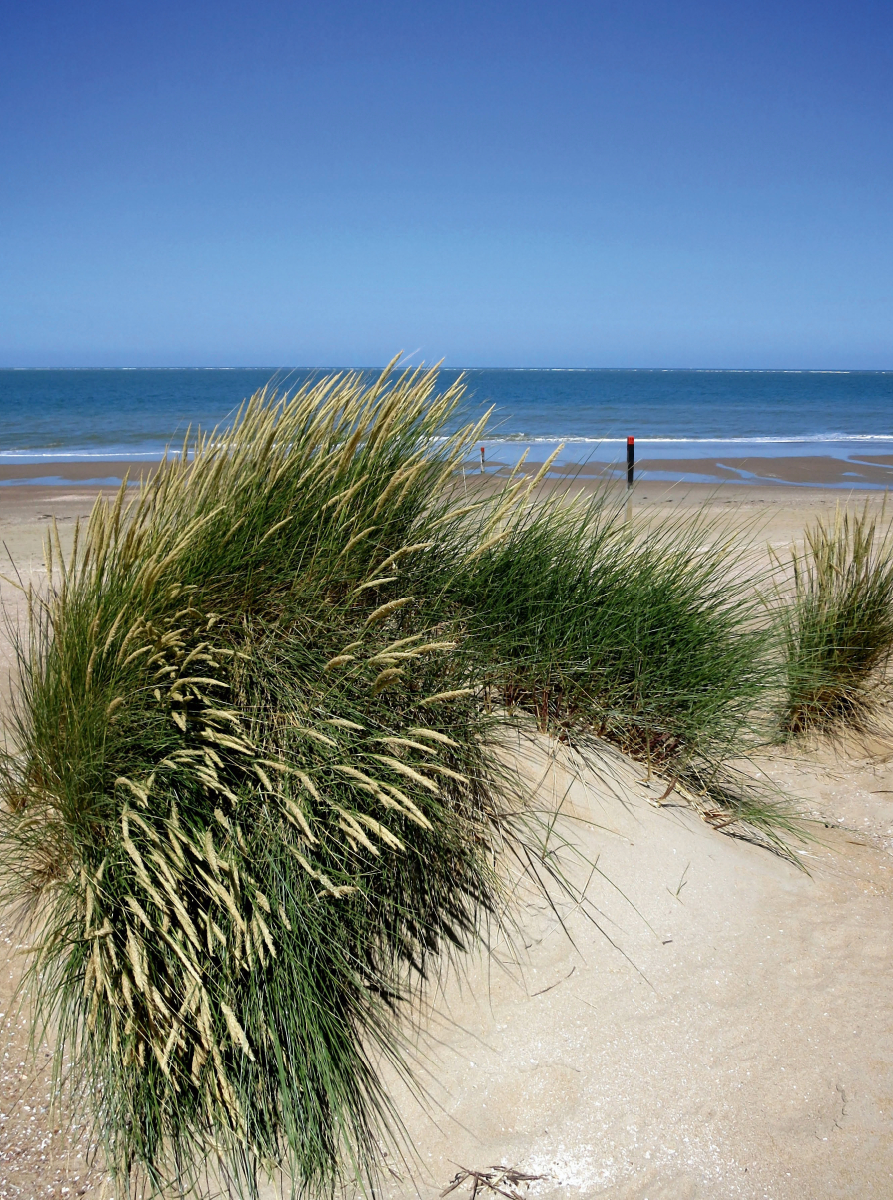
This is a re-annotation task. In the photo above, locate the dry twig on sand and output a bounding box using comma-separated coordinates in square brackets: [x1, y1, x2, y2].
[441, 1164, 547, 1200]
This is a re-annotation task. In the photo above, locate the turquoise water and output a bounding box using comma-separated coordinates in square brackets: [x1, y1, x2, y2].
[0, 368, 891, 477]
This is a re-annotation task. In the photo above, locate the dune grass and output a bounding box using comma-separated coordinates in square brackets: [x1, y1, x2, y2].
[775, 502, 893, 737]
[0, 363, 804, 1198]
[420, 483, 781, 830]
[1, 363, 536, 1197]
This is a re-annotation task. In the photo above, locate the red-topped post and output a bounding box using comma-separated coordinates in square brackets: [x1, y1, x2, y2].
[626, 436, 635, 489]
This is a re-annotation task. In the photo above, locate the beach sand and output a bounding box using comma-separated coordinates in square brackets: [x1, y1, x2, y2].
[2, 451, 893, 489]
[2, 480, 892, 1199]
[505, 454, 893, 488]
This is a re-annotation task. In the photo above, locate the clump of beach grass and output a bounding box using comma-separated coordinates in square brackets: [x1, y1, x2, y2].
[0, 361, 802, 1198]
[0, 362, 552, 1198]
[774, 501, 893, 738]
[419, 480, 786, 841]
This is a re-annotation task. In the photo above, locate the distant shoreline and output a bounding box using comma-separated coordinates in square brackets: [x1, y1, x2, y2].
[0, 460, 161, 485]
[0, 452, 892, 489]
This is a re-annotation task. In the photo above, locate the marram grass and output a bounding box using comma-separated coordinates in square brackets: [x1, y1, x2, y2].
[428, 487, 768, 771]
[774, 502, 893, 737]
[0, 362, 802, 1198]
[416, 480, 801, 849]
[1, 363, 538, 1198]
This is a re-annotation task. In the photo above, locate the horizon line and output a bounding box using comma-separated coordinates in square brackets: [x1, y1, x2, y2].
[1, 365, 892, 374]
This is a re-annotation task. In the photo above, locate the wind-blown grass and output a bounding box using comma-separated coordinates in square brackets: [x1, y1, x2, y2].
[1, 363, 544, 1197]
[775, 502, 893, 737]
[0, 362, 801, 1198]
[421, 483, 775, 811]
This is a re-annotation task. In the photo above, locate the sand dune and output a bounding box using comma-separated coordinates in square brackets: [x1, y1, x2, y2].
[367, 739, 893, 1200]
[2, 483, 893, 1199]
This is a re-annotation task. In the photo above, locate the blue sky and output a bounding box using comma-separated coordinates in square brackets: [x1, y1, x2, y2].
[1, 1, 891, 367]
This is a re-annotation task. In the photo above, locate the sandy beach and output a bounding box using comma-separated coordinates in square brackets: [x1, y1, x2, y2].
[2, 451, 893, 490]
[2, 479, 893, 1199]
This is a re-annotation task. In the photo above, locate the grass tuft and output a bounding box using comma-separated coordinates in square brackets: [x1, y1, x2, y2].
[419, 485, 776, 832]
[774, 502, 893, 737]
[0, 362, 544, 1198]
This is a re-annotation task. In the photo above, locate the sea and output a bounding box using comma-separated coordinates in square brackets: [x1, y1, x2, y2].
[0, 368, 891, 486]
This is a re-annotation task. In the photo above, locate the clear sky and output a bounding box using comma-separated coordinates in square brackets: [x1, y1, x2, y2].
[1, 1, 891, 368]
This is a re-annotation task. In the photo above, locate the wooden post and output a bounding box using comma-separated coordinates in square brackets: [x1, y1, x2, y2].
[480, 446, 485, 474]
[625, 435, 634, 523]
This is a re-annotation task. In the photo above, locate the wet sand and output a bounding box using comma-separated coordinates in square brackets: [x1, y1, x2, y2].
[0, 460, 159, 484]
[1, 452, 893, 489]
[532, 454, 893, 488]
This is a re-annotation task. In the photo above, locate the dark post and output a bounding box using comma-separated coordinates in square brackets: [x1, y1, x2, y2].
[480, 445, 485, 474]
[626, 436, 635, 489]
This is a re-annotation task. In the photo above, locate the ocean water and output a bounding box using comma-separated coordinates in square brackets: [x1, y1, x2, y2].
[0, 368, 891, 479]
